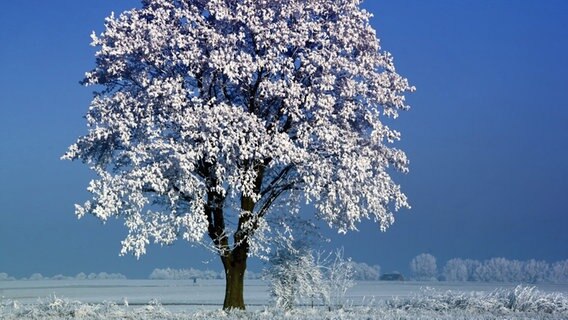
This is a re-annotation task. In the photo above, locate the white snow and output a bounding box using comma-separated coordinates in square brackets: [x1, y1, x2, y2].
[2, 280, 567, 319]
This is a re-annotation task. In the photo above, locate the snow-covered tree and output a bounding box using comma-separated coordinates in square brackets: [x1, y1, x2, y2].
[473, 258, 524, 283]
[443, 258, 469, 282]
[63, 0, 413, 309]
[84, 272, 127, 280]
[149, 267, 212, 280]
[522, 260, 550, 284]
[0, 273, 15, 281]
[75, 272, 87, 280]
[550, 260, 568, 283]
[28, 273, 44, 281]
[443, 258, 481, 282]
[462, 259, 482, 281]
[349, 261, 381, 281]
[440, 257, 568, 284]
[410, 253, 437, 281]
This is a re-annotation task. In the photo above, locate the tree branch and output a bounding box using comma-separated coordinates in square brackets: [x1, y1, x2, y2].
[260, 164, 294, 198]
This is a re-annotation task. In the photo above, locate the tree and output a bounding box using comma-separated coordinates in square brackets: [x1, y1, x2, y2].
[410, 253, 437, 281]
[550, 260, 568, 283]
[63, 0, 413, 309]
[349, 261, 381, 281]
[473, 257, 523, 283]
[443, 258, 481, 282]
[443, 258, 469, 282]
[522, 259, 550, 284]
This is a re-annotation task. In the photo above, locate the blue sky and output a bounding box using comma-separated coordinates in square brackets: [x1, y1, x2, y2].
[1, 0, 567, 278]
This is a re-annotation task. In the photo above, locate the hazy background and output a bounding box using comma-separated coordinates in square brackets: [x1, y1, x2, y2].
[1, 0, 567, 279]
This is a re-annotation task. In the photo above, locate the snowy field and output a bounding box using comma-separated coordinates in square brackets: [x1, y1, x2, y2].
[2, 280, 568, 319]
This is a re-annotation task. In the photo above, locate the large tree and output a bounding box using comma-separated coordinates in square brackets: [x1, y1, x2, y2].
[63, 0, 413, 309]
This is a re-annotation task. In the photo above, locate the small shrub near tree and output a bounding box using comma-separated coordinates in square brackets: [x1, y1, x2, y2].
[265, 241, 328, 310]
[266, 245, 355, 310]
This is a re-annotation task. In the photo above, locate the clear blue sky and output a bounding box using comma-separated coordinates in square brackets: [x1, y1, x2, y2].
[1, 0, 567, 278]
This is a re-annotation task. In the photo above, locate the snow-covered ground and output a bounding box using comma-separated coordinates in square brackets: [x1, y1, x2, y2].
[2, 280, 568, 319]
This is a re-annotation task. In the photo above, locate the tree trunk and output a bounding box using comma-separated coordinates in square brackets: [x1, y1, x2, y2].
[217, 163, 264, 310]
[222, 250, 247, 310]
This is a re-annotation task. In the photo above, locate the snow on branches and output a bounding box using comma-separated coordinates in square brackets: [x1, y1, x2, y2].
[63, 0, 414, 258]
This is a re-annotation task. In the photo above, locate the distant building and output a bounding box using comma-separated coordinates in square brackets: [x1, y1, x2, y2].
[380, 273, 404, 281]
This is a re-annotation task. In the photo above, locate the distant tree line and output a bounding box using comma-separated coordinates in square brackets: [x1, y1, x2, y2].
[0, 262, 379, 282]
[0, 272, 126, 281]
[3, 255, 565, 284]
[409, 253, 568, 283]
[147, 261, 380, 282]
[148, 268, 262, 280]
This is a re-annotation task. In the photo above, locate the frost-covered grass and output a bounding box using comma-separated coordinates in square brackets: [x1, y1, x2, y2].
[2, 285, 567, 319]
[386, 286, 568, 316]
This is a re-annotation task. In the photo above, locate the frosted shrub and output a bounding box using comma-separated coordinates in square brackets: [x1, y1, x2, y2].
[266, 243, 328, 310]
[320, 248, 355, 309]
[2, 288, 568, 319]
[2, 296, 174, 320]
[387, 285, 568, 316]
[20, 295, 86, 319]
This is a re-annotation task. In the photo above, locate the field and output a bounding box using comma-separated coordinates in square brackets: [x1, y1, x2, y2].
[2, 280, 568, 319]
